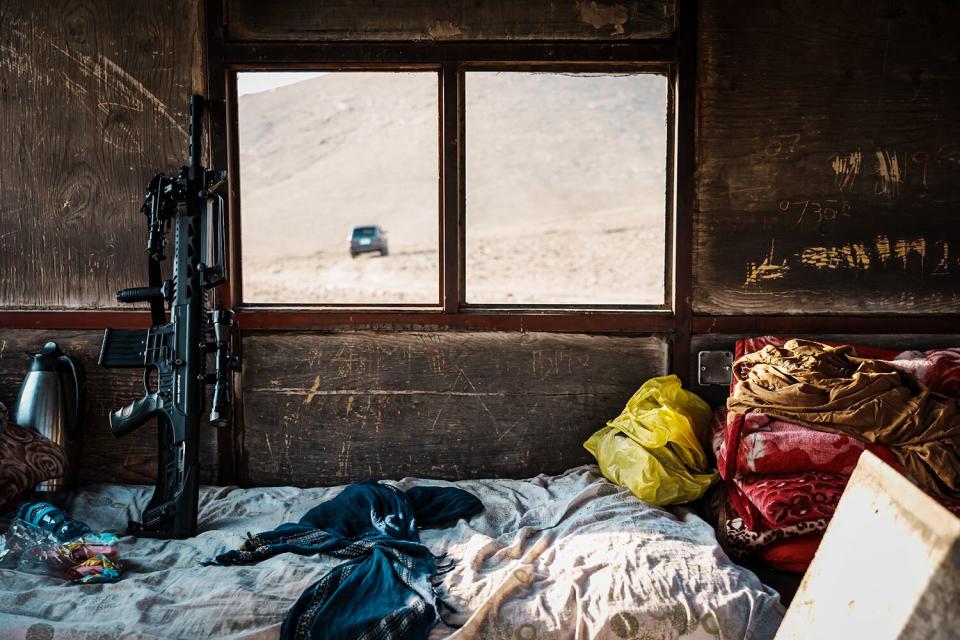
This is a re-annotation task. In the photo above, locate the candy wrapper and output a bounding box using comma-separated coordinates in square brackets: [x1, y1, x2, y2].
[0, 518, 60, 571]
[37, 532, 120, 568]
[0, 515, 123, 583]
[65, 553, 122, 584]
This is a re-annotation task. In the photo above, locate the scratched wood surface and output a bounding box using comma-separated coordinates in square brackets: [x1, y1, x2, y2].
[0, 0, 204, 308]
[0, 330, 219, 485]
[225, 0, 675, 41]
[241, 331, 667, 486]
[695, 0, 960, 314]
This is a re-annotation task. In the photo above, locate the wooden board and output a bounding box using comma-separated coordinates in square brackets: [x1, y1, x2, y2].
[695, 0, 960, 314]
[225, 0, 675, 41]
[777, 452, 960, 639]
[241, 331, 667, 486]
[0, 330, 218, 485]
[0, 0, 204, 308]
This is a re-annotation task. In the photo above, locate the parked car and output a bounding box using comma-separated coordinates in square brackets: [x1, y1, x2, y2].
[349, 225, 389, 258]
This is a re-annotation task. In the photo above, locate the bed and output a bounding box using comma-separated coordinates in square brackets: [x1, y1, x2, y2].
[0, 466, 783, 639]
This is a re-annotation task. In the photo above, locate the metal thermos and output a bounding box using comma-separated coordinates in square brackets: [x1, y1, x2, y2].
[13, 342, 86, 492]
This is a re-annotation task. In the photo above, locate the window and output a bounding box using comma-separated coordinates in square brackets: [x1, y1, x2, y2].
[464, 72, 668, 305]
[237, 71, 440, 305]
[229, 58, 677, 317]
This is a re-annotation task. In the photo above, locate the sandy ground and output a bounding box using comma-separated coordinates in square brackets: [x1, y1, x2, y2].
[243, 209, 666, 305]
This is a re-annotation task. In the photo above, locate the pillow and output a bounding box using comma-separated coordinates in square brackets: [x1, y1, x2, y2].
[0, 422, 68, 509]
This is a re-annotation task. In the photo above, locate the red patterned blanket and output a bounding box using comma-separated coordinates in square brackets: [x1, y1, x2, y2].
[715, 337, 960, 571]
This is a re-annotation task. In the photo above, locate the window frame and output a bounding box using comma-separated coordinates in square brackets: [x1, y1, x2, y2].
[457, 62, 675, 311]
[209, 37, 692, 334]
[231, 64, 446, 309]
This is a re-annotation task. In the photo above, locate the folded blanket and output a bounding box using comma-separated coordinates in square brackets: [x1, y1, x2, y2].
[716, 337, 960, 573]
[713, 409, 897, 479]
[710, 407, 896, 532]
[892, 348, 960, 398]
[729, 339, 960, 501]
[706, 483, 827, 573]
[729, 471, 847, 530]
[719, 465, 960, 572]
[735, 336, 901, 364]
[210, 480, 484, 640]
[756, 534, 823, 573]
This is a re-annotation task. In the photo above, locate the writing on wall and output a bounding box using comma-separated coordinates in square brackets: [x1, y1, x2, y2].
[742, 137, 960, 289]
[694, 0, 960, 314]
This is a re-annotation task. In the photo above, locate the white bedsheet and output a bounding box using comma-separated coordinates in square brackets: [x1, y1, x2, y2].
[0, 466, 783, 639]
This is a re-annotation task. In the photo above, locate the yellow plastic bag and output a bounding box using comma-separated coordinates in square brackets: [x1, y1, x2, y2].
[584, 375, 718, 506]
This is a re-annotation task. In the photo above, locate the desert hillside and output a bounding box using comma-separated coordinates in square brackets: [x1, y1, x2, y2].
[238, 71, 668, 304]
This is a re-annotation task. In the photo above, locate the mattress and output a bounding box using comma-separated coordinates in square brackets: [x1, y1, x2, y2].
[0, 466, 784, 639]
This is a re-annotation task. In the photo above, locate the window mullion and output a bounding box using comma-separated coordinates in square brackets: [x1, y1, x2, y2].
[440, 63, 462, 313]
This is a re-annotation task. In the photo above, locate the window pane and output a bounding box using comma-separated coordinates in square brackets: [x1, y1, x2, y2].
[465, 72, 668, 305]
[238, 72, 439, 304]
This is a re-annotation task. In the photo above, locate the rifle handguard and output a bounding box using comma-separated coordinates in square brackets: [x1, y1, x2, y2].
[110, 394, 163, 437]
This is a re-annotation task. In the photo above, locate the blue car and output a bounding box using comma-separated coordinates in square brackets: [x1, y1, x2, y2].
[349, 225, 389, 258]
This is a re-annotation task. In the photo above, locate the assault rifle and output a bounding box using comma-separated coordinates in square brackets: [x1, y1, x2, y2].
[98, 95, 239, 539]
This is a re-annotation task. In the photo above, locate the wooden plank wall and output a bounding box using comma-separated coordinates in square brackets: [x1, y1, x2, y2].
[0, 0, 204, 309]
[225, 0, 676, 41]
[0, 330, 219, 484]
[241, 332, 667, 485]
[1, 0, 959, 486]
[695, 0, 960, 314]
[0, 0, 212, 484]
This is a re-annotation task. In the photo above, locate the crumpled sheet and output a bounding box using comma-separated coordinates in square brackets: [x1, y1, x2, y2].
[0, 466, 783, 640]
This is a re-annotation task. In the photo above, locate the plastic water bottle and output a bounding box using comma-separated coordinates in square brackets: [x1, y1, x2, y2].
[16, 502, 91, 542]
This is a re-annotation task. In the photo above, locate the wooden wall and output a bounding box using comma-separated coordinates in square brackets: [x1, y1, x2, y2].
[241, 332, 666, 485]
[0, 0, 204, 309]
[224, 0, 676, 41]
[0, 330, 219, 484]
[0, 0, 210, 483]
[695, 0, 960, 314]
[1, 0, 959, 487]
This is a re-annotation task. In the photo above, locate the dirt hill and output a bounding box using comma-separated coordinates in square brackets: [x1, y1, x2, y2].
[238, 71, 668, 304]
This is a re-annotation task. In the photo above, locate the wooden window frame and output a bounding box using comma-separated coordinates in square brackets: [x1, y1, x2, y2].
[456, 63, 675, 313]
[229, 64, 445, 311]
[228, 63, 675, 315]
[202, 9, 691, 336]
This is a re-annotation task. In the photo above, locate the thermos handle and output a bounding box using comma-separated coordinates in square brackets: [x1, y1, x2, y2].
[57, 355, 86, 441]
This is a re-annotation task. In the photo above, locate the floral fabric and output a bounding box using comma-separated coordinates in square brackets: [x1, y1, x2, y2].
[0, 421, 67, 508]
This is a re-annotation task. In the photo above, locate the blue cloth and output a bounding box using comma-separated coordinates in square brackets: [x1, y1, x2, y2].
[210, 480, 483, 640]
